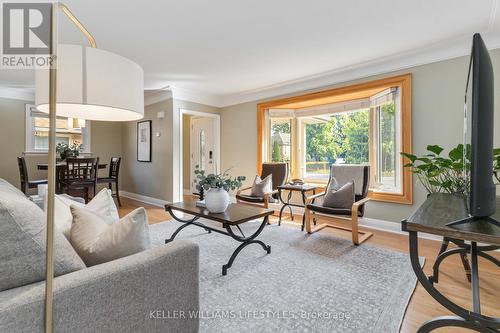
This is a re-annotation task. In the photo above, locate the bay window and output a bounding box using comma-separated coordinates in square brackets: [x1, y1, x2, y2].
[257, 74, 412, 204]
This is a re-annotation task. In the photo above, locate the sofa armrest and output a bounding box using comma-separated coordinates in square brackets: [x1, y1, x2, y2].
[0, 241, 199, 333]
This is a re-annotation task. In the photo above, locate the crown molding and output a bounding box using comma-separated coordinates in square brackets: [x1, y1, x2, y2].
[144, 90, 173, 106]
[169, 85, 223, 108]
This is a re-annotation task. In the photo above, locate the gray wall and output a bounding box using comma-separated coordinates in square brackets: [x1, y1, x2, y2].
[0, 97, 123, 194]
[120, 98, 220, 201]
[220, 50, 500, 222]
[121, 98, 173, 200]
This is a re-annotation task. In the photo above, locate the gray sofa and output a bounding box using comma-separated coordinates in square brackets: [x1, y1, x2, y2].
[0, 179, 200, 333]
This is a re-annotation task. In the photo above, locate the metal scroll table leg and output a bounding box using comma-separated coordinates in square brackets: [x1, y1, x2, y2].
[165, 207, 208, 244]
[278, 189, 285, 226]
[430, 247, 469, 284]
[418, 316, 498, 333]
[408, 231, 500, 332]
[300, 190, 307, 231]
[222, 215, 271, 276]
[278, 190, 294, 226]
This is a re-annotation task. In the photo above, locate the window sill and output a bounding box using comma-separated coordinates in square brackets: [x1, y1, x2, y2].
[368, 190, 413, 205]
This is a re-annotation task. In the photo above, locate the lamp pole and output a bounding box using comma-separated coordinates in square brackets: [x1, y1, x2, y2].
[44, 3, 57, 332]
[44, 4, 96, 331]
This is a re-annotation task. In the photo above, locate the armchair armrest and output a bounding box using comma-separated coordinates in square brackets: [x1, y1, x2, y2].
[352, 197, 371, 215]
[262, 189, 279, 204]
[236, 186, 252, 196]
[263, 189, 279, 197]
[305, 192, 326, 205]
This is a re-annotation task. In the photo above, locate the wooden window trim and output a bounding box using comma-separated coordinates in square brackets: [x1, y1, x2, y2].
[257, 73, 413, 205]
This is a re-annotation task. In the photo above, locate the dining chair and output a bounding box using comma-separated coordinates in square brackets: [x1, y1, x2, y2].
[17, 156, 48, 195]
[236, 162, 288, 209]
[97, 157, 122, 206]
[304, 164, 373, 245]
[61, 157, 99, 203]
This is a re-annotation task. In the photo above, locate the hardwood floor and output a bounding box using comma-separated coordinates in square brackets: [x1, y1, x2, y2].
[119, 197, 500, 332]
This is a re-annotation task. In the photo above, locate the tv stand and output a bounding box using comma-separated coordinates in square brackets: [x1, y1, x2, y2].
[446, 215, 500, 228]
[402, 193, 500, 332]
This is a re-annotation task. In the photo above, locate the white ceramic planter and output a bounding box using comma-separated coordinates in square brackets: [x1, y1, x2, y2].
[204, 188, 230, 213]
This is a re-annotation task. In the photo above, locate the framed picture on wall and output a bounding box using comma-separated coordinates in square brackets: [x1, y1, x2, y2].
[137, 120, 152, 162]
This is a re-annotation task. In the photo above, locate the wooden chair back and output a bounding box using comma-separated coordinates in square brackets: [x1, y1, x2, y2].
[17, 156, 29, 194]
[327, 165, 370, 215]
[108, 157, 121, 179]
[65, 157, 99, 182]
[261, 163, 288, 191]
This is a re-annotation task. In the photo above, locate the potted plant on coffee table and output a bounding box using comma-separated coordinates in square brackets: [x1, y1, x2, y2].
[194, 166, 246, 213]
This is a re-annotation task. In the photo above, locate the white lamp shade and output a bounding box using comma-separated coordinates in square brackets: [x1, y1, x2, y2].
[36, 44, 144, 121]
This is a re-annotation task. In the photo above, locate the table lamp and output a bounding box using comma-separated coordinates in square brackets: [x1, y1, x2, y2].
[34, 3, 144, 332]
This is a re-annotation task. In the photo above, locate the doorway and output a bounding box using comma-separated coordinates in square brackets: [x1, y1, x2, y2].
[180, 109, 220, 196]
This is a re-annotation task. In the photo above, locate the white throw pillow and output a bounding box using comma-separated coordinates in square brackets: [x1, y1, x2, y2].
[55, 189, 119, 239]
[250, 174, 273, 197]
[69, 206, 151, 266]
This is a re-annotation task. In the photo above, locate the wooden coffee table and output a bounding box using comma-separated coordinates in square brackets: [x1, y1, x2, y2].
[165, 199, 274, 275]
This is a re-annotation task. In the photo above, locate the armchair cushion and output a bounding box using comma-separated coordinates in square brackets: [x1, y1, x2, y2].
[323, 180, 355, 209]
[330, 165, 366, 196]
[250, 174, 272, 197]
[235, 194, 265, 203]
[306, 203, 353, 216]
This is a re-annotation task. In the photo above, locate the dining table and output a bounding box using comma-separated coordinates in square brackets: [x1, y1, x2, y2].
[37, 162, 107, 194]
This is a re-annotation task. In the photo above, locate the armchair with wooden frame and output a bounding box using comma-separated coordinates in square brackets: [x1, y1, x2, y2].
[304, 165, 373, 245]
[236, 162, 288, 209]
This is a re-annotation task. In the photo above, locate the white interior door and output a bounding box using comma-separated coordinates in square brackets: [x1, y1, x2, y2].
[191, 117, 217, 193]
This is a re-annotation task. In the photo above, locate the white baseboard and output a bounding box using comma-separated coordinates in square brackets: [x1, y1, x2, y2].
[119, 191, 168, 208]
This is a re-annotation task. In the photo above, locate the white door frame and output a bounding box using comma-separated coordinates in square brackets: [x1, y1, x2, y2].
[178, 109, 220, 199]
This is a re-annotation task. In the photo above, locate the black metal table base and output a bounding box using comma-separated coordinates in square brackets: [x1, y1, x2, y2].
[408, 230, 500, 332]
[165, 207, 271, 276]
[430, 238, 500, 285]
[278, 188, 316, 231]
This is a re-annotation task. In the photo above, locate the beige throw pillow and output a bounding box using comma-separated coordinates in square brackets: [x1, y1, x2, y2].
[250, 174, 273, 197]
[69, 206, 151, 266]
[323, 180, 355, 209]
[55, 189, 119, 239]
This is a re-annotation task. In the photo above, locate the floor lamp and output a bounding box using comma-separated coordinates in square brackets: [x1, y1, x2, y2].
[34, 3, 144, 332]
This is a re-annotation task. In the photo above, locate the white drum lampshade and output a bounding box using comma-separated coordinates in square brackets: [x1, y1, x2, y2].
[36, 44, 144, 121]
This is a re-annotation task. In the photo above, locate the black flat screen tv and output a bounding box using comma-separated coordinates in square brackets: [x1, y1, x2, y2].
[468, 33, 496, 218]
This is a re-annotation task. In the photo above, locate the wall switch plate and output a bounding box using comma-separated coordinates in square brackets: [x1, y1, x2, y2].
[156, 132, 161, 137]
[157, 111, 165, 119]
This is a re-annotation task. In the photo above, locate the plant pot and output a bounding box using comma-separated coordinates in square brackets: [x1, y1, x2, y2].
[204, 188, 230, 213]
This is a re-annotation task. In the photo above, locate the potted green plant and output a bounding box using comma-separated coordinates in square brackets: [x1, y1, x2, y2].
[194, 166, 246, 213]
[401, 144, 500, 196]
[56, 142, 82, 160]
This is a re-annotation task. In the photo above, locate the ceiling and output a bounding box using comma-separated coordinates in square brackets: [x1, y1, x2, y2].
[1, 0, 499, 106]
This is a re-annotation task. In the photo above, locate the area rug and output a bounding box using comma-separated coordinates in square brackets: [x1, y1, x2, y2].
[150, 219, 423, 333]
